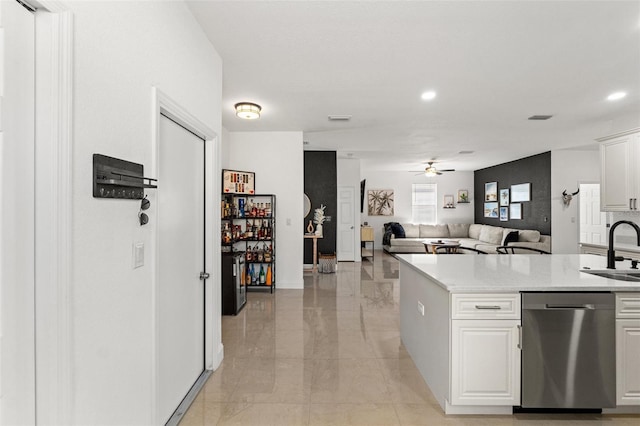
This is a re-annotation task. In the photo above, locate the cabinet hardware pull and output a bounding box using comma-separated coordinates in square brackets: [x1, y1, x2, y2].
[631, 198, 634, 210]
[635, 198, 638, 210]
[474, 305, 501, 310]
[517, 324, 522, 349]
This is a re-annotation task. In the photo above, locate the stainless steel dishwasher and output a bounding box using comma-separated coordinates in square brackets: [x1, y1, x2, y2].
[521, 292, 616, 409]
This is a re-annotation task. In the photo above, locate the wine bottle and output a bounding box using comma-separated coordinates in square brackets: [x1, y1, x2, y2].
[266, 265, 272, 286]
[259, 265, 265, 284]
[249, 264, 255, 284]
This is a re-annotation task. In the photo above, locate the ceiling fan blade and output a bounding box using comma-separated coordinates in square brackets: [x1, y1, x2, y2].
[439, 169, 455, 172]
[436, 172, 443, 175]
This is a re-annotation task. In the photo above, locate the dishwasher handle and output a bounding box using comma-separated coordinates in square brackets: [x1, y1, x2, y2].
[544, 304, 595, 310]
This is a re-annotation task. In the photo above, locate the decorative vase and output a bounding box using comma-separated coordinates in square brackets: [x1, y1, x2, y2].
[307, 220, 314, 234]
[315, 223, 323, 236]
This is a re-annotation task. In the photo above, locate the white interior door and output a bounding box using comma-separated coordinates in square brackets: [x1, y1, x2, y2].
[158, 115, 205, 423]
[0, 1, 36, 422]
[579, 183, 607, 245]
[337, 186, 355, 261]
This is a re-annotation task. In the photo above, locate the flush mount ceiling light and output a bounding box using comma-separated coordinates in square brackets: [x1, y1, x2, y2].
[607, 91, 627, 101]
[235, 102, 261, 119]
[421, 91, 437, 101]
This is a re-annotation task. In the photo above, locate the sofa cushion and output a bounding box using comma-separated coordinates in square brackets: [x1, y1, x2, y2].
[389, 238, 425, 247]
[390, 223, 406, 238]
[468, 224, 482, 240]
[503, 230, 519, 245]
[402, 223, 419, 238]
[419, 224, 449, 238]
[519, 229, 541, 243]
[479, 225, 504, 245]
[448, 223, 470, 238]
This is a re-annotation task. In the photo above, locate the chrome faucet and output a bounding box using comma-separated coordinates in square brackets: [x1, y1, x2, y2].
[607, 220, 640, 269]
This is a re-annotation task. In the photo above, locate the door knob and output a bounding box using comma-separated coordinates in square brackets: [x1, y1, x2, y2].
[199, 272, 210, 280]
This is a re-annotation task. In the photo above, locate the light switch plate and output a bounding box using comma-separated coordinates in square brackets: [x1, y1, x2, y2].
[133, 242, 144, 268]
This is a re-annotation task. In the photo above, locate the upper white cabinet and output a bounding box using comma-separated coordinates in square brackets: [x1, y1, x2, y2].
[598, 128, 640, 211]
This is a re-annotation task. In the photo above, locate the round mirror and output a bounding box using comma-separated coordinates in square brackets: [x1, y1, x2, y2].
[304, 193, 311, 217]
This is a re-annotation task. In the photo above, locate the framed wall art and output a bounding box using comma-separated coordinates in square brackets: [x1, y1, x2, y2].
[485, 182, 498, 202]
[367, 189, 394, 216]
[484, 202, 498, 218]
[500, 207, 508, 221]
[511, 183, 530, 202]
[444, 194, 454, 208]
[510, 203, 522, 219]
[499, 188, 509, 206]
[458, 189, 469, 203]
[222, 169, 255, 194]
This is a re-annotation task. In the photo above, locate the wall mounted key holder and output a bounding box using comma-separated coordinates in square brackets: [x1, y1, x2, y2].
[93, 154, 157, 199]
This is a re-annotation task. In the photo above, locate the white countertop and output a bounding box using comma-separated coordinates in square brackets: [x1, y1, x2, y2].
[396, 254, 640, 293]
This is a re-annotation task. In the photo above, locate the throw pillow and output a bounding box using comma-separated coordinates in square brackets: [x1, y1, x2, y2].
[390, 223, 406, 238]
[503, 231, 519, 246]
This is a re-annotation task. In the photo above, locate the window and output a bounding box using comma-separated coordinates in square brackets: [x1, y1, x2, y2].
[412, 183, 437, 223]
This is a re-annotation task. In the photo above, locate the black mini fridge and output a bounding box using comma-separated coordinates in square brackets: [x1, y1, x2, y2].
[221, 252, 246, 315]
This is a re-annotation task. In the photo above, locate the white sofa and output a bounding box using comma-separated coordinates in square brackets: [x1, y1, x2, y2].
[383, 223, 551, 254]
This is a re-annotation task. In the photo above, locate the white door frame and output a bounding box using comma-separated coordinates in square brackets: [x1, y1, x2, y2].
[151, 88, 220, 424]
[31, 2, 74, 424]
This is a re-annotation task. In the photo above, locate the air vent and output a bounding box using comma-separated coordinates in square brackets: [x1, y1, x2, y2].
[458, 150, 474, 154]
[328, 115, 352, 121]
[528, 115, 553, 120]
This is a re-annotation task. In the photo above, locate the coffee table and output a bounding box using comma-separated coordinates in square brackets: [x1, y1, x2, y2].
[424, 240, 461, 254]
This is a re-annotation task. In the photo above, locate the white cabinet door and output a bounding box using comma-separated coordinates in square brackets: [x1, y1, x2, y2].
[616, 319, 640, 405]
[599, 130, 640, 211]
[451, 320, 521, 406]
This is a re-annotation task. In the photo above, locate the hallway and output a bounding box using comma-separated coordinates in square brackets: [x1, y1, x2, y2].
[182, 252, 639, 425]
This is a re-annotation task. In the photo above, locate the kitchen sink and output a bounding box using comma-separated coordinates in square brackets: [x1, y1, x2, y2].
[581, 270, 640, 282]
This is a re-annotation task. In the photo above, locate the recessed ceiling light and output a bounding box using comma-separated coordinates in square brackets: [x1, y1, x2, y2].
[607, 92, 627, 101]
[421, 91, 437, 101]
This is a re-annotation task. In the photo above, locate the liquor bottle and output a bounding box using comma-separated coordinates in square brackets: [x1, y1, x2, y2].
[266, 265, 272, 286]
[266, 202, 271, 217]
[259, 265, 265, 284]
[238, 198, 245, 217]
[249, 264, 255, 284]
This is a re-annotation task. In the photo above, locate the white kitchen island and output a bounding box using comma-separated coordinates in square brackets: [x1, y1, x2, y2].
[397, 253, 640, 415]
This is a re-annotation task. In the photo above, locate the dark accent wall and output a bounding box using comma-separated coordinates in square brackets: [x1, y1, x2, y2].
[474, 152, 551, 235]
[304, 151, 337, 263]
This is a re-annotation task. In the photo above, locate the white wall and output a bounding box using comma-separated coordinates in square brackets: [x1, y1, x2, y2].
[337, 158, 362, 260]
[360, 171, 475, 245]
[551, 149, 600, 254]
[65, 1, 222, 424]
[225, 132, 304, 289]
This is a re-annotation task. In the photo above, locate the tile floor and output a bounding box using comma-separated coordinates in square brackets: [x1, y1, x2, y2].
[181, 251, 639, 425]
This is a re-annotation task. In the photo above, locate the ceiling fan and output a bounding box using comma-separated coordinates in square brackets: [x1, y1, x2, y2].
[411, 161, 456, 176]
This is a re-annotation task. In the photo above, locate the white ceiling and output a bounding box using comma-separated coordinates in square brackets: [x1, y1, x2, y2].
[187, 1, 640, 172]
